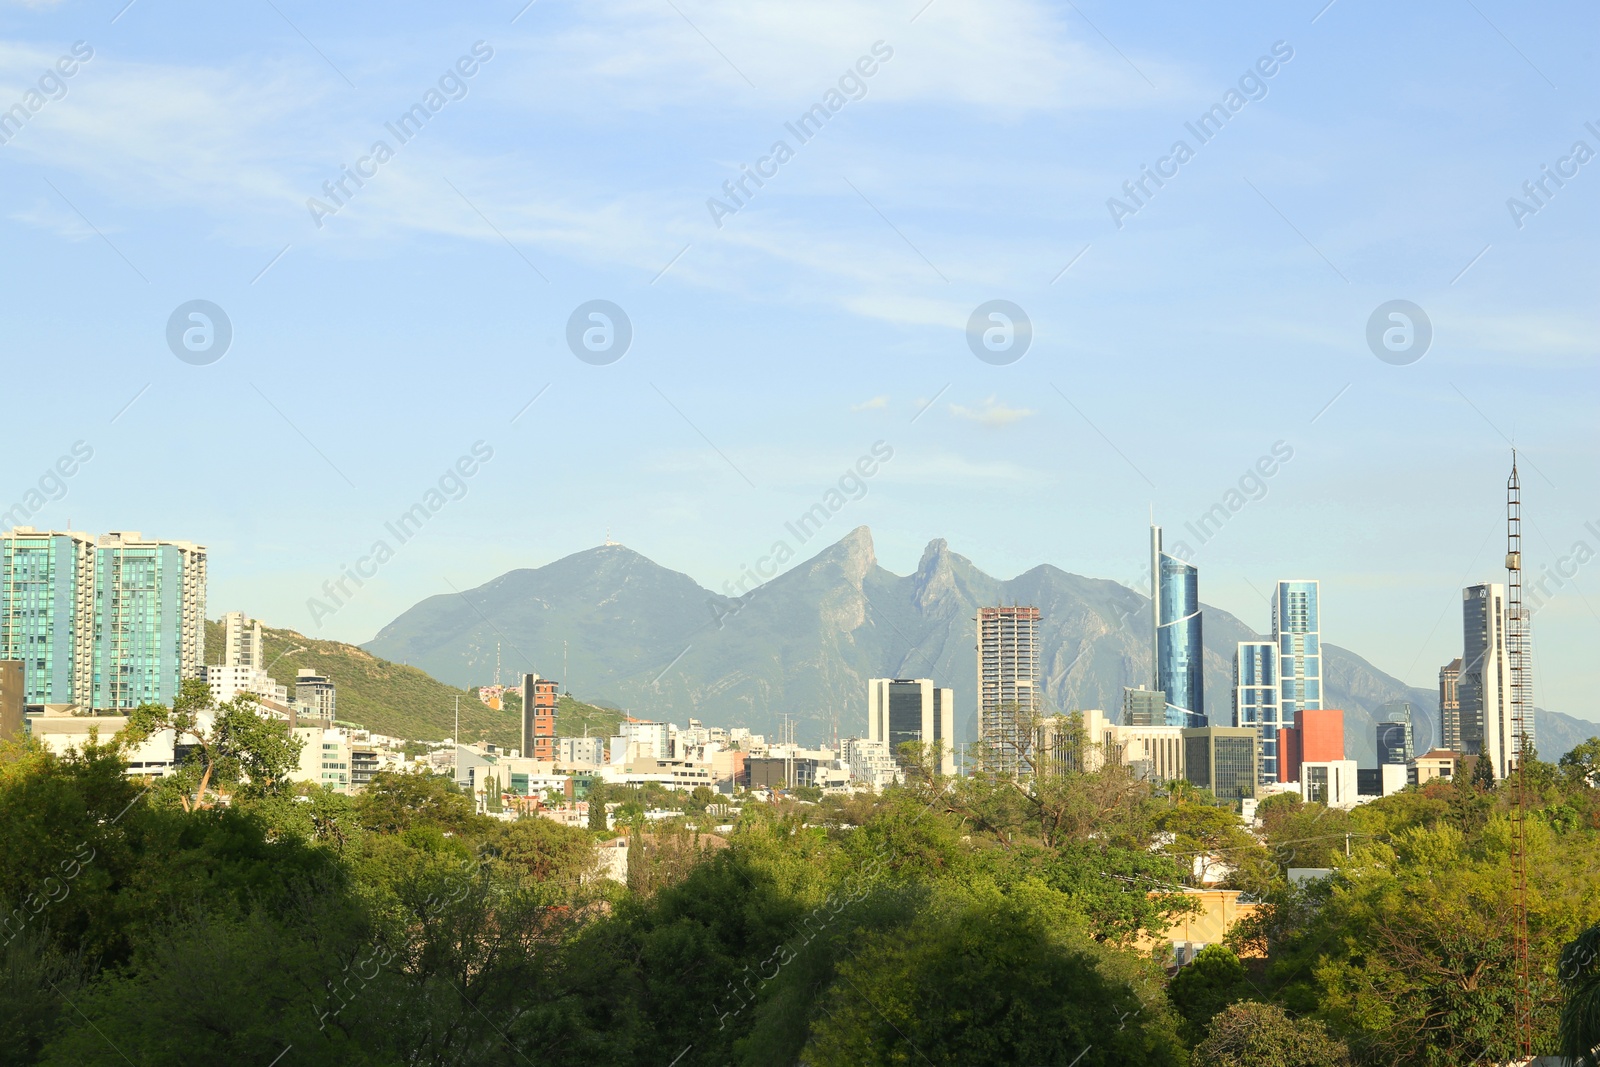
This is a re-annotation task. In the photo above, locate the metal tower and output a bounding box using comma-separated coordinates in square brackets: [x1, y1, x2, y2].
[1506, 453, 1533, 1057]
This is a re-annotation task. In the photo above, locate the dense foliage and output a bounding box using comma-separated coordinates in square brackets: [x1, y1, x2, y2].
[4, 705, 1600, 1065]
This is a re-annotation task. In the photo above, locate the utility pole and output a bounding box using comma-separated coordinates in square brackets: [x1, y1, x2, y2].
[454, 695, 460, 787]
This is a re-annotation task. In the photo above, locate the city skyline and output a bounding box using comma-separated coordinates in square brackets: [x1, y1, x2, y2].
[1, 2, 1595, 719]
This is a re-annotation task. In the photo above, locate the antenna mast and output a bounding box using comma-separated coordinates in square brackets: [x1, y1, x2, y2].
[1506, 451, 1532, 1058]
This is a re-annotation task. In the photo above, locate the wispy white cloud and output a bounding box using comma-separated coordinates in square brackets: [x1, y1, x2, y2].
[949, 395, 1035, 427]
[7, 195, 101, 239]
[851, 395, 889, 411]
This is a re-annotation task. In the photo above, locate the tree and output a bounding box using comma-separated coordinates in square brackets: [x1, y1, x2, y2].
[1471, 752, 1497, 791]
[1194, 1001, 1351, 1067]
[1157, 801, 1259, 886]
[1559, 922, 1600, 1067]
[355, 770, 475, 834]
[1167, 944, 1252, 1045]
[212, 700, 304, 798]
[122, 681, 303, 808]
[587, 778, 609, 832]
[1560, 738, 1600, 790]
[802, 889, 1186, 1066]
[122, 679, 225, 810]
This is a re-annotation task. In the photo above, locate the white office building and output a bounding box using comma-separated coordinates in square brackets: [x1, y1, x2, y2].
[200, 663, 288, 705]
[1298, 759, 1359, 809]
[867, 678, 955, 776]
[558, 736, 607, 767]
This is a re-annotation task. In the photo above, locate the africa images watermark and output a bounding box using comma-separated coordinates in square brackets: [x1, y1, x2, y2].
[0, 41, 94, 146]
[1, 440, 94, 529]
[306, 41, 495, 228]
[306, 441, 494, 628]
[1106, 40, 1295, 230]
[1505, 119, 1600, 230]
[709, 440, 893, 630]
[705, 41, 895, 229]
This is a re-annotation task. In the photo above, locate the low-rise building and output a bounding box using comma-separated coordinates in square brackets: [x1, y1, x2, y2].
[843, 737, 901, 790]
[294, 668, 336, 720]
[297, 727, 351, 792]
[1299, 758, 1359, 808]
[1410, 748, 1458, 786]
[558, 736, 607, 767]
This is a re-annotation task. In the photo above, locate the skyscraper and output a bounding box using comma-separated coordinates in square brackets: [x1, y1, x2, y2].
[220, 610, 266, 669]
[0, 528, 95, 709]
[1440, 658, 1462, 752]
[1151, 525, 1204, 727]
[977, 606, 1041, 775]
[868, 678, 956, 775]
[90, 532, 208, 710]
[1461, 583, 1517, 780]
[1274, 580, 1322, 722]
[1230, 579, 1319, 783]
[1233, 640, 1279, 780]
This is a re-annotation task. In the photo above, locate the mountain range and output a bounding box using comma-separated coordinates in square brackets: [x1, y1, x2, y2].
[364, 527, 1600, 766]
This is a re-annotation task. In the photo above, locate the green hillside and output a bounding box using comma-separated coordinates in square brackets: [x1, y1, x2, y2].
[204, 620, 623, 749]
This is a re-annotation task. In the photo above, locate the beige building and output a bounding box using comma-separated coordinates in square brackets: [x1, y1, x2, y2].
[1135, 889, 1265, 964]
[1063, 708, 1185, 782]
[1411, 748, 1458, 786]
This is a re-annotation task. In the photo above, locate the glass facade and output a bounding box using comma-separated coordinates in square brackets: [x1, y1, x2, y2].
[1182, 727, 1259, 802]
[1273, 580, 1321, 720]
[1122, 685, 1166, 727]
[0, 532, 95, 707]
[92, 543, 193, 710]
[1233, 640, 1280, 781]
[1377, 701, 1415, 764]
[888, 685, 923, 755]
[1152, 527, 1205, 728]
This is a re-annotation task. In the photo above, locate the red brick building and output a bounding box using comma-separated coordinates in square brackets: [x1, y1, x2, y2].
[521, 673, 558, 761]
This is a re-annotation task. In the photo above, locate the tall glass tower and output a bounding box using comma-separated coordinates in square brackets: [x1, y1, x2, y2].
[1151, 525, 1205, 728]
[1233, 640, 1279, 780]
[1273, 580, 1321, 723]
[0, 529, 96, 708]
[91, 532, 207, 711]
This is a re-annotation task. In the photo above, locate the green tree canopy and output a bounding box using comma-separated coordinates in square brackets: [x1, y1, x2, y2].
[1193, 1001, 1351, 1067]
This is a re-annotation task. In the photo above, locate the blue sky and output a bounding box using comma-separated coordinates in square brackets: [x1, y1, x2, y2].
[2, 0, 1597, 715]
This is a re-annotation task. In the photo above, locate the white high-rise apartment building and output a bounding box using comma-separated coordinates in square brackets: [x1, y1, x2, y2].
[220, 611, 266, 669]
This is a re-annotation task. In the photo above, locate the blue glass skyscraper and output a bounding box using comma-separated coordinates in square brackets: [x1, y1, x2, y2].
[1233, 640, 1279, 780]
[1151, 525, 1206, 728]
[1274, 579, 1321, 721]
[1234, 578, 1322, 784]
